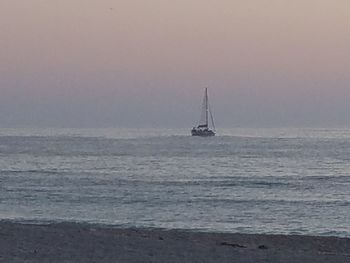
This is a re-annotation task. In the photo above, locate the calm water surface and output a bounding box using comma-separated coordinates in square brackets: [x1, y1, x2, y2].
[0, 128, 349, 237]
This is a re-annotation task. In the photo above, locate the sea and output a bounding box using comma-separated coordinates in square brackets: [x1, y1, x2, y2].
[0, 128, 349, 237]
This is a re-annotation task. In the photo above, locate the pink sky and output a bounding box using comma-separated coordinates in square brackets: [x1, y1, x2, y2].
[1, 0, 350, 127]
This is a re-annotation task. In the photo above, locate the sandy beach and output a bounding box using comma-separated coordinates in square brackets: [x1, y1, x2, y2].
[0, 221, 349, 263]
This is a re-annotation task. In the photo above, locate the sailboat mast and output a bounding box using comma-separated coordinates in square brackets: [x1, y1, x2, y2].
[205, 88, 208, 127]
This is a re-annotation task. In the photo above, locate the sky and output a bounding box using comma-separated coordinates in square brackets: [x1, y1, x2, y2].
[1, 0, 350, 128]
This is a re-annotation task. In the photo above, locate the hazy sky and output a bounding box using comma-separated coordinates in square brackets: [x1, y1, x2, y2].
[1, 0, 350, 128]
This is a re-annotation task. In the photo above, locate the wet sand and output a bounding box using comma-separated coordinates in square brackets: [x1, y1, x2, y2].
[0, 221, 349, 263]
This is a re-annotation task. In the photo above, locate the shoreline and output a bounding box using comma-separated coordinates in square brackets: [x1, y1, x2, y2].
[1, 221, 349, 262]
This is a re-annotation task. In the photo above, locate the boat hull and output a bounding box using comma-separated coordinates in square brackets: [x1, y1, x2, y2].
[191, 128, 215, 137]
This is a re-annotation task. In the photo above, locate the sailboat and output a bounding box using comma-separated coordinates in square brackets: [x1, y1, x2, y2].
[191, 88, 216, 136]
